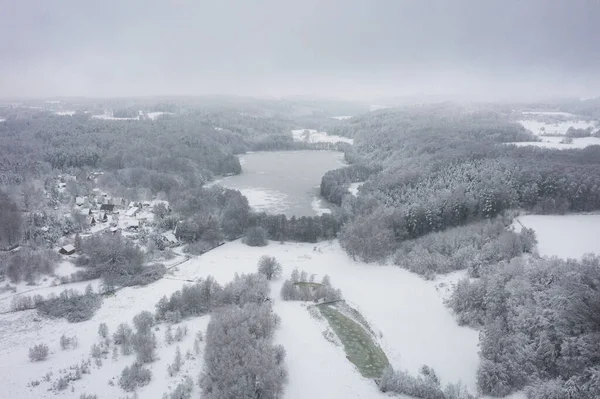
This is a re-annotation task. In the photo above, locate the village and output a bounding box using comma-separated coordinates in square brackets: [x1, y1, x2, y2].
[55, 172, 180, 258]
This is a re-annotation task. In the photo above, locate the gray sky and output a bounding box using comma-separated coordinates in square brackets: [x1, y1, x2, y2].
[2, 0, 599, 100]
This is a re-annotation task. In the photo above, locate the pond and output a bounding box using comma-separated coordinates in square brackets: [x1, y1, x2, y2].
[214, 150, 346, 217]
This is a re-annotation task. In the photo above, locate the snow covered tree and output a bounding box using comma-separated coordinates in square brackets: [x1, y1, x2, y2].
[257, 255, 282, 280]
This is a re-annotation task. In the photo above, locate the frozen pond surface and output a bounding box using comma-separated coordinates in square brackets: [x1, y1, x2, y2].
[215, 151, 346, 216]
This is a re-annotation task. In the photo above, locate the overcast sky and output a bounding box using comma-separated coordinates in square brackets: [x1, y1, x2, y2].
[2, 0, 599, 100]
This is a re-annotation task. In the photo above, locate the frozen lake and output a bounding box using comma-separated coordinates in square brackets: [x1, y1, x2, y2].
[215, 151, 346, 217]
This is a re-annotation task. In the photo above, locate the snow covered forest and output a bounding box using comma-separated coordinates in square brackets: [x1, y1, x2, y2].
[1, 97, 600, 398]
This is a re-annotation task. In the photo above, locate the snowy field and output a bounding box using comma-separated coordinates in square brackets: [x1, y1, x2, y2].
[521, 111, 577, 117]
[274, 301, 387, 399]
[0, 272, 204, 399]
[518, 119, 597, 136]
[0, 238, 500, 398]
[370, 105, 391, 112]
[55, 111, 76, 116]
[518, 214, 600, 259]
[92, 114, 138, 121]
[348, 182, 363, 196]
[147, 111, 173, 120]
[310, 196, 332, 216]
[292, 129, 353, 145]
[331, 115, 353, 120]
[506, 136, 600, 150]
[177, 240, 480, 394]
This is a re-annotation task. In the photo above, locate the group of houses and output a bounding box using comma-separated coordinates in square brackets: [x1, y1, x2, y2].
[59, 194, 177, 256]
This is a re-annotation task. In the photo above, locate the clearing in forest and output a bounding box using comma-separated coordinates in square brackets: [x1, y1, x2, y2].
[318, 304, 389, 378]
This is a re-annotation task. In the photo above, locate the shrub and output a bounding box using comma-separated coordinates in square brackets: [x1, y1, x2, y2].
[155, 277, 222, 321]
[119, 363, 152, 392]
[36, 285, 102, 322]
[165, 325, 174, 345]
[60, 334, 78, 350]
[221, 273, 269, 306]
[243, 226, 268, 247]
[257, 255, 282, 280]
[167, 346, 182, 377]
[379, 366, 448, 399]
[174, 326, 187, 342]
[280, 270, 341, 302]
[98, 322, 109, 339]
[133, 311, 155, 335]
[6, 248, 58, 284]
[29, 343, 49, 362]
[80, 394, 98, 399]
[200, 303, 286, 398]
[113, 323, 134, 355]
[132, 332, 157, 364]
[11, 295, 35, 311]
[162, 376, 193, 399]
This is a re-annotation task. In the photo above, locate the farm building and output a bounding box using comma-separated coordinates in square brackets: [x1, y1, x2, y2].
[126, 220, 140, 230]
[59, 244, 75, 255]
[125, 207, 139, 217]
[162, 232, 179, 246]
[100, 203, 116, 212]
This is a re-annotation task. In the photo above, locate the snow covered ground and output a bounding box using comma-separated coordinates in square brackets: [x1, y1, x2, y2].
[177, 240, 480, 394]
[348, 182, 363, 196]
[370, 105, 391, 112]
[147, 111, 173, 120]
[0, 239, 483, 398]
[518, 119, 597, 136]
[518, 214, 600, 259]
[0, 272, 204, 399]
[506, 136, 600, 149]
[522, 111, 577, 117]
[292, 129, 353, 145]
[310, 196, 332, 216]
[55, 111, 76, 116]
[91, 112, 138, 121]
[331, 115, 353, 120]
[273, 301, 386, 399]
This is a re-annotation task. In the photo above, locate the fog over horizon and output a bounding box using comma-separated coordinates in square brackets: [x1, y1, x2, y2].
[2, 0, 599, 101]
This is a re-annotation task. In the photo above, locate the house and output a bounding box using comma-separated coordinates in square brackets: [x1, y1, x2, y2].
[142, 201, 151, 207]
[100, 204, 116, 213]
[126, 220, 140, 230]
[162, 232, 179, 247]
[109, 227, 120, 234]
[75, 196, 85, 206]
[59, 244, 76, 255]
[128, 201, 139, 208]
[125, 207, 139, 217]
[80, 208, 92, 216]
[90, 216, 97, 226]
